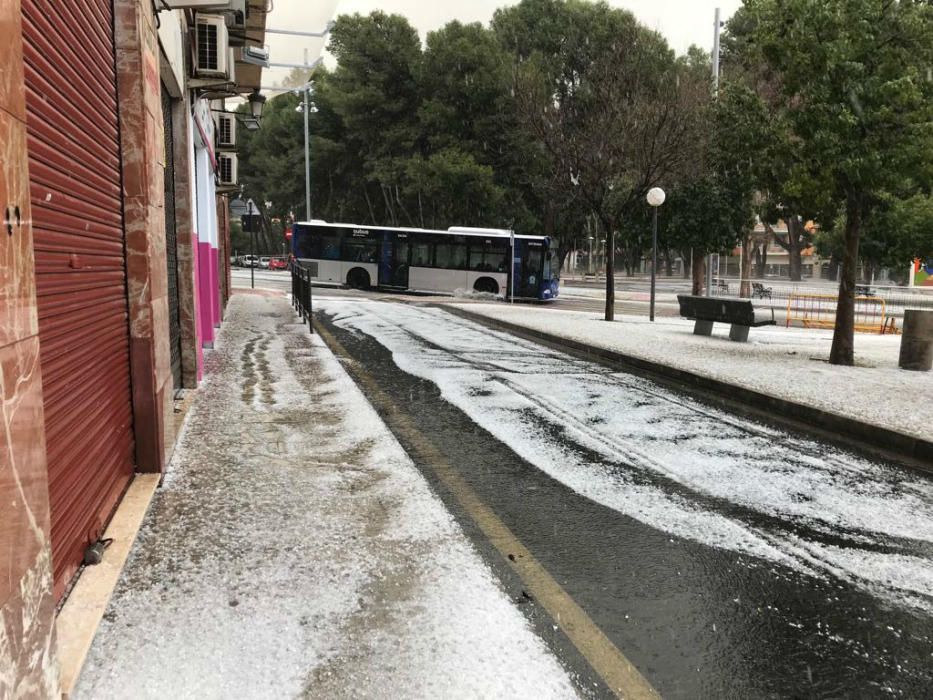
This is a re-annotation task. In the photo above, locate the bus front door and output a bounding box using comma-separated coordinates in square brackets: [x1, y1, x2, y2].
[379, 237, 410, 288]
[518, 245, 544, 298]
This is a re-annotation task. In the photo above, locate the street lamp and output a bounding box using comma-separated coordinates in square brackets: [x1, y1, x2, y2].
[247, 197, 256, 290]
[247, 88, 266, 120]
[293, 84, 317, 221]
[646, 187, 666, 322]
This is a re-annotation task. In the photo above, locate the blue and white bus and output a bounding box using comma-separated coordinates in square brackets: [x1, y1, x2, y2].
[291, 221, 559, 301]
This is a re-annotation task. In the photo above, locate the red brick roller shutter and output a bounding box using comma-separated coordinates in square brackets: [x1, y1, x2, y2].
[22, 0, 135, 599]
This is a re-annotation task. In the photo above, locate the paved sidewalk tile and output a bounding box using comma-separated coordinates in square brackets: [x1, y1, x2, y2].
[72, 294, 578, 700]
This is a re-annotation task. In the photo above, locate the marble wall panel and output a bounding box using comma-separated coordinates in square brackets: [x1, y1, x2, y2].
[115, 0, 172, 473]
[0, 106, 37, 348]
[0, 337, 58, 697]
[0, 1, 25, 120]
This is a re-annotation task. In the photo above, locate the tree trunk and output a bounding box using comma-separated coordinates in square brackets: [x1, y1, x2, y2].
[664, 250, 673, 276]
[788, 247, 802, 281]
[604, 225, 615, 321]
[682, 251, 691, 279]
[739, 232, 752, 298]
[829, 193, 862, 366]
[778, 217, 806, 281]
[691, 249, 706, 296]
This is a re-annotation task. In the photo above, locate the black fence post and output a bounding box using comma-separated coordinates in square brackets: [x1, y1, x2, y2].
[307, 268, 313, 334]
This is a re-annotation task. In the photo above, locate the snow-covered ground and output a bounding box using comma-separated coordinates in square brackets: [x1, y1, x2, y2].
[448, 303, 931, 442]
[318, 299, 933, 617]
[73, 294, 578, 700]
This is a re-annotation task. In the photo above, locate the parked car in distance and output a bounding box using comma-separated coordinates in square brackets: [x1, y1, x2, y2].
[268, 257, 288, 270]
[242, 255, 259, 267]
[259, 256, 271, 269]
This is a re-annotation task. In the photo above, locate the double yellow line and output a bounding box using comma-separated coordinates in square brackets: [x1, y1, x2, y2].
[315, 320, 660, 700]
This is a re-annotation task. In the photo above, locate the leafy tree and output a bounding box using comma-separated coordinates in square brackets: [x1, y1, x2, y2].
[404, 149, 504, 228]
[327, 11, 423, 226]
[237, 93, 304, 251]
[736, 0, 933, 365]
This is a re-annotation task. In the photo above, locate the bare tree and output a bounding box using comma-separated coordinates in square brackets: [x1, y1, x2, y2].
[514, 35, 705, 320]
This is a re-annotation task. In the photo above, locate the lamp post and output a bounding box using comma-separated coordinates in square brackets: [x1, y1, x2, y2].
[247, 198, 255, 290]
[647, 187, 666, 322]
[302, 87, 311, 220]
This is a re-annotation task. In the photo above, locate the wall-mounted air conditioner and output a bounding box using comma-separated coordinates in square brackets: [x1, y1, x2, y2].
[239, 46, 270, 68]
[195, 14, 230, 79]
[218, 153, 238, 186]
[225, 0, 248, 44]
[216, 113, 236, 149]
[164, 0, 235, 9]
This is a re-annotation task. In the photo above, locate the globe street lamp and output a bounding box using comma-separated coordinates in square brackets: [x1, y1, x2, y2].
[646, 187, 666, 322]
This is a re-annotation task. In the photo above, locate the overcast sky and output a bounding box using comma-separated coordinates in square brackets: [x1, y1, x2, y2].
[263, 0, 743, 87]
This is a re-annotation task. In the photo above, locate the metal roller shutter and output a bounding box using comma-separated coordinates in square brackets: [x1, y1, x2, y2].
[22, 0, 136, 599]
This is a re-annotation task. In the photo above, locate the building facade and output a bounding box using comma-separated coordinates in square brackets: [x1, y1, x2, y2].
[0, 1, 264, 692]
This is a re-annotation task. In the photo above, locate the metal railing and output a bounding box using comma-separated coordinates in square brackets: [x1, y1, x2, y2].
[291, 262, 313, 333]
[785, 293, 893, 334]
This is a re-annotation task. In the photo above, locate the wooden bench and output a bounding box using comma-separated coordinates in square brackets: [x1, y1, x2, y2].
[752, 282, 773, 300]
[677, 295, 776, 342]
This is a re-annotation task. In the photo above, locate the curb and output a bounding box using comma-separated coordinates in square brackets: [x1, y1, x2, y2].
[438, 304, 933, 470]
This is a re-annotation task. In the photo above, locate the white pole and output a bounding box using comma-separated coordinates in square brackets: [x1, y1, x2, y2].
[510, 230, 515, 304]
[909, 261, 916, 288]
[303, 88, 311, 221]
[712, 7, 721, 95]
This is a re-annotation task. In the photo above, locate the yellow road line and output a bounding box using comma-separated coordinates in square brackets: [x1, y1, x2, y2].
[314, 319, 660, 700]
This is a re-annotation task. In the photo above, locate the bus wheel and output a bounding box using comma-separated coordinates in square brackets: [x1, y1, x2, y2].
[347, 268, 371, 290]
[473, 277, 499, 295]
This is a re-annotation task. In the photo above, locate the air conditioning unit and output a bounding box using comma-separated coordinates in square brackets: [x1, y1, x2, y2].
[216, 113, 236, 149]
[195, 14, 230, 79]
[164, 0, 235, 9]
[239, 46, 269, 68]
[217, 153, 238, 186]
[225, 0, 248, 44]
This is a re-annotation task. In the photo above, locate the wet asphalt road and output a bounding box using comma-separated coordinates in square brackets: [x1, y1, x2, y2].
[315, 298, 933, 699]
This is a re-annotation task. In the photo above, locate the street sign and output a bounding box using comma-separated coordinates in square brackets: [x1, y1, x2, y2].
[241, 214, 260, 232]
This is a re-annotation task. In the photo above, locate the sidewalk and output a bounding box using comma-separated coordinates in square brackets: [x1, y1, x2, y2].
[448, 303, 932, 445]
[72, 292, 577, 699]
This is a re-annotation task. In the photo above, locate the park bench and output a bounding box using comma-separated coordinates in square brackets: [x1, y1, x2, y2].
[752, 282, 773, 299]
[677, 294, 776, 342]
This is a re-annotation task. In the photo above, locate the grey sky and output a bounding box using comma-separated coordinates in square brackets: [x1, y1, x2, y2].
[264, 0, 742, 87]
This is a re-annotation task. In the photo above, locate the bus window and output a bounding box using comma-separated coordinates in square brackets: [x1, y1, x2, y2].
[493, 245, 509, 272]
[342, 236, 379, 262]
[435, 242, 467, 269]
[543, 252, 552, 280]
[320, 232, 341, 260]
[411, 242, 431, 267]
[469, 245, 488, 271]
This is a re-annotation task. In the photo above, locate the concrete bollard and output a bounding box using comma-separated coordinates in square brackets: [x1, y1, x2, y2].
[899, 310, 933, 371]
